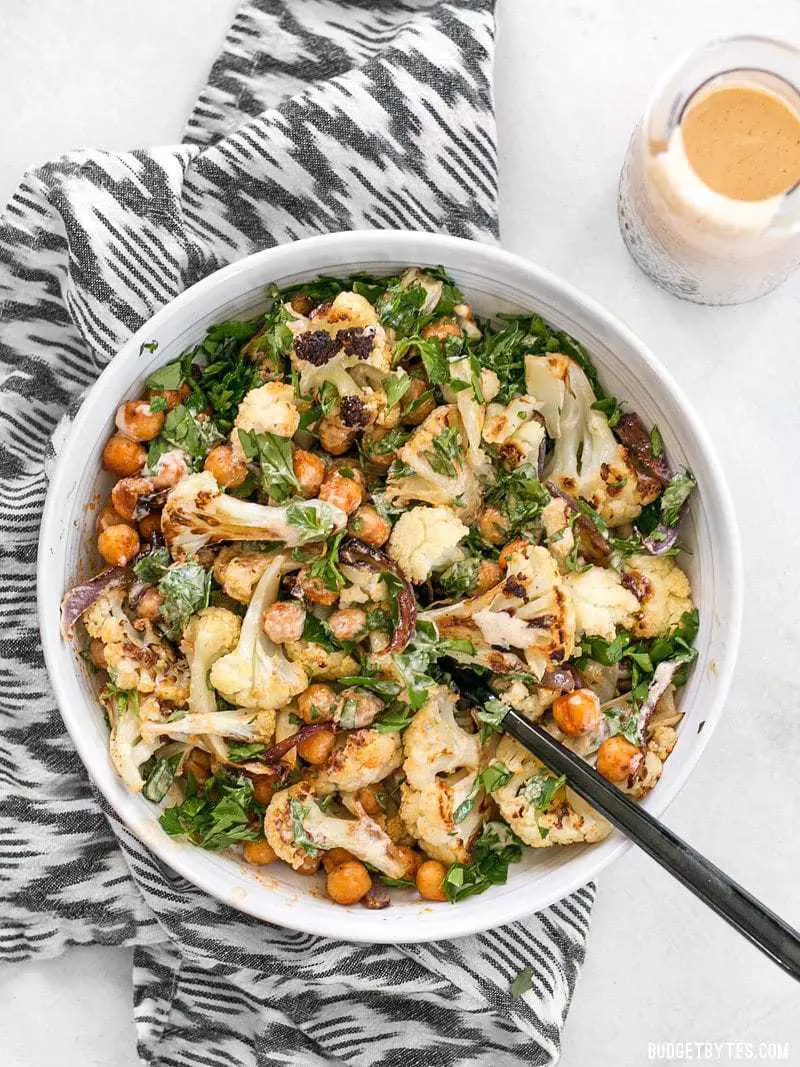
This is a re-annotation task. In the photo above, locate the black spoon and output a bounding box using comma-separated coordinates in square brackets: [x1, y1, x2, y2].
[446, 664, 800, 982]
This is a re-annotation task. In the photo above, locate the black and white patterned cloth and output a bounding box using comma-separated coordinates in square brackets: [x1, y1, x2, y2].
[0, 2, 595, 1063]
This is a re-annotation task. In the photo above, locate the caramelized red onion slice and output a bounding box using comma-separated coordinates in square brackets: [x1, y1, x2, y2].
[258, 722, 334, 765]
[338, 537, 417, 653]
[544, 481, 611, 565]
[614, 412, 671, 487]
[59, 567, 130, 638]
[642, 524, 679, 556]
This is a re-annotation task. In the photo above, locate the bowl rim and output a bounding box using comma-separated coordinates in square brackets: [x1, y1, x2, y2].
[37, 229, 742, 943]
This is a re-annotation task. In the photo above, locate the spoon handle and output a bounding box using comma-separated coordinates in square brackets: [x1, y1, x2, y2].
[503, 708, 800, 982]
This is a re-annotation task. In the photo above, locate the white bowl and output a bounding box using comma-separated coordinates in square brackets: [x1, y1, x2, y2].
[38, 230, 742, 943]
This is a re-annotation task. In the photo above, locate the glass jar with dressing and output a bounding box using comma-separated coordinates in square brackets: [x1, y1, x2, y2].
[618, 36, 800, 304]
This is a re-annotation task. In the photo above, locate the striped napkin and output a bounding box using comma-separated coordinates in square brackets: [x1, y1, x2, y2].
[0, 2, 594, 1063]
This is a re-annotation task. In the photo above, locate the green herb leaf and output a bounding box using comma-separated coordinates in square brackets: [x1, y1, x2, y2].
[443, 821, 523, 902]
[158, 562, 211, 640]
[337, 676, 402, 698]
[660, 470, 696, 527]
[133, 546, 172, 584]
[237, 429, 300, 503]
[650, 424, 665, 458]
[285, 502, 337, 543]
[228, 741, 267, 762]
[142, 757, 177, 803]
[159, 768, 261, 851]
[519, 769, 567, 810]
[289, 798, 319, 856]
[373, 703, 415, 733]
[474, 697, 509, 742]
[453, 762, 512, 823]
[384, 371, 412, 410]
[511, 966, 535, 998]
[438, 556, 480, 597]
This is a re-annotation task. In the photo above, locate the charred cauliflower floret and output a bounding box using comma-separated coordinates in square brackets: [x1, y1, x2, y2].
[385, 405, 482, 522]
[162, 471, 346, 559]
[491, 735, 612, 847]
[387, 505, 468, 584]
[623, 553, 694, 638]
[84, 587, 188, 701]
[265, 783, 408, 877]
[482, 395, 546, 470]
[288, 290, 392, 399]
[399, 686, 488, 864]
[315, 729, 403, 794]
[210, 555, 308, 709]
[491, 677, 558, 724]
[106, 692, 162, 793]
[541, 496, 575, 568]
[444, 356, 497, 480]
[563, 566, 639, 641]
[212, 544, 273, 604]
[422, 542, 575, 678]
[525, 354, 660, 527]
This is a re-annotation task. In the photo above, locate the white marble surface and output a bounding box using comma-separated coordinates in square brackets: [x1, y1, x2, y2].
[2, 1, 800, 1064]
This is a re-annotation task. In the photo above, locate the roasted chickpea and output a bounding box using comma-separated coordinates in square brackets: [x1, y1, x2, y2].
[115, 400, 165, 442]
[596, 735, 643, 784]
[96, 502, 135, 534]
[401, 378, 436, 426]
[184, 748, 211, 783]
[293, 448, 326, 497]
[421, 317, 462, 341]
[102, 433, 146, 477]
[297, 683, 339, 723]
[478, 507, 508, 546]
[111, 476, 155, 521]
[243, 839, 276, 866]
[361, 426, 396, 469]
[299, 570, 339, 607]
[204, 443, 248, 489]
[338, 687, 384, 728]
[416, 859, 448, 902]
[322, 847, 357, 874]
[289, 292, 315, 316]
[252, 777, 277, 806]
[318, 414, 356, 456]
[296, 853, 322, 875]
[498, 537, 529, 570]
[357, 785, 382, 817]
[152, 451, 189, 489]
[552, 689, 603, 737]
[475, 559, 503, 594]
[348, 505, 391, 547]
[97, 524, 140, 566]
[328, 607, 367, 641]
[146, 381, 191, 411]
[297, 727, 337, 765]
[319, 470, 363, 515]
[138, 512, 162, 540]
[327, 860, 372, 905]
[88, 638, 107, 670]
[262, 601, 306, 644]
[136, 587, 163, 621]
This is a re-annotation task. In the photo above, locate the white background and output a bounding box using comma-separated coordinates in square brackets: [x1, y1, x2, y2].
[2, 1, 800, 1064]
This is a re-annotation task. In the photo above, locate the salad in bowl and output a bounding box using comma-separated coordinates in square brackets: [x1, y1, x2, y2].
[59, 262, 700, 913]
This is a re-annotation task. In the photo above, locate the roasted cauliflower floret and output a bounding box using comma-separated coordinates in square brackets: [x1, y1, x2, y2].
[541, 496, 575, 568]
[283, 639, 360, 680]
[212, 544, 273, 604]
[491, 677, 557, 724]
[181, 607, 241, 717]
[387, 505, 468, 584]
[234, 382, 299, 440]
[491, 735, 612, 847]
[106, 692, 161, 793]
[525, 354, 660, 527]
[288, 290, 392, 398]
[162, 471, 346, 559]
[385, 405, 482, 522]
[399, 686, 487, 864]
[84, 587, 187, 700]
[315, 729, 403, 794]
[210, 555, 308, 709]
[140, 706, 276, 747]
[482, 396, 546, 470]
[623, 553, 694, 638]
[563, 566, 639, 641]
[423, 542, 575, 678]
[445, 356, 495, 480]
[265, 784, 408, 877]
